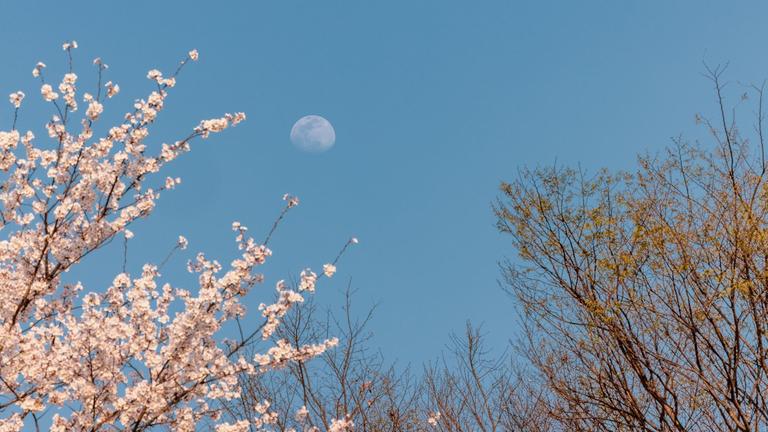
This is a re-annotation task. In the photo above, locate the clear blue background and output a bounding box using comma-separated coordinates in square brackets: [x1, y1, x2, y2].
[1, 0, 765, 366]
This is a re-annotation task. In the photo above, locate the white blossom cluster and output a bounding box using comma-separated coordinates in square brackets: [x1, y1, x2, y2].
[7, 92, 23, 109]
[427, 411, 441, 426]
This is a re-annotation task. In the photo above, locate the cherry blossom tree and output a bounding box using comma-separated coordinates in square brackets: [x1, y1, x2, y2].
[0, 41, 355, 431]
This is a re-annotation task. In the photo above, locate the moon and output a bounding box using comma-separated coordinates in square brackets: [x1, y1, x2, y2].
[290, 115, 336, 153]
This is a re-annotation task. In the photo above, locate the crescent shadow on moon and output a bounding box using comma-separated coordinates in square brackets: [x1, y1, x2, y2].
[290, 115, 336, 153]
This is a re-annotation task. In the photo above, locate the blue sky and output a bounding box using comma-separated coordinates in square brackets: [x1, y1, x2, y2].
[2, 0, 768, 365]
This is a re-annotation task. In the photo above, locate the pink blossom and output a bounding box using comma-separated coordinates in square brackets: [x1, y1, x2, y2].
[0, 43, 351, 431]
[8, 91, 24, 109]
[323, 263, 337, 278]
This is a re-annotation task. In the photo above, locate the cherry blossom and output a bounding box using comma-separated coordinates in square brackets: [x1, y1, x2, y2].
[282, 193, 299, 208]
[7, 92, 24, 109]
[104, 81, 120, 98]
[61, 40, 78, 50]
[0, 42, 355, 431]
[299, 269, 318, 292]
[295, 405, 309, 422]
[85, 99, 103, 120]
[329, 417, 354, 432]
[427, 411, 441, 426]
[40, 83, 58, 101]
[31, 62, 45, 78]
